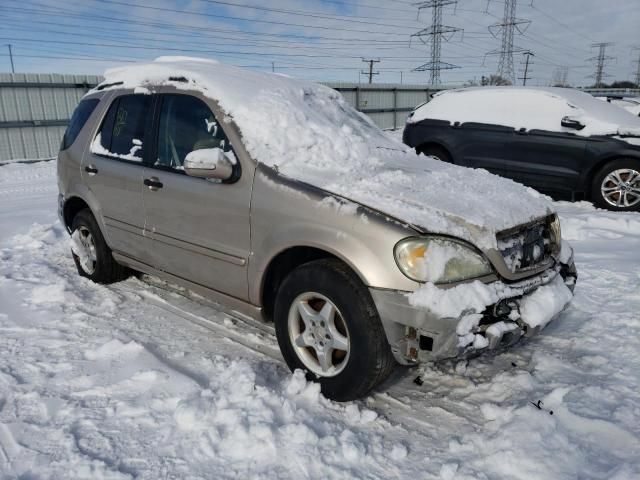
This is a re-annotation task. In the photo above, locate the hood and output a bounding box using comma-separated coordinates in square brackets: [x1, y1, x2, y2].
[98, 58, 554, 250]
[302, 146, 554, 250]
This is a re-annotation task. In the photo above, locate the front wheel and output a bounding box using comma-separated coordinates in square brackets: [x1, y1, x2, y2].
[274, 259, 395, 401]
[591, 159, 640, 211]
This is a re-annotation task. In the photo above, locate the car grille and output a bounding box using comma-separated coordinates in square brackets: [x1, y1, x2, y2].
[496, 219, 555, 273]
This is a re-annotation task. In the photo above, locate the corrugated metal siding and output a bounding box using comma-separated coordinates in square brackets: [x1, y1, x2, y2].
[0, 74, 99, 161]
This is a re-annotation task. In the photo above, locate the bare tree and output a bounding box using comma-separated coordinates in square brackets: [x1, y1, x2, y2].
[481, 74, 512, 86]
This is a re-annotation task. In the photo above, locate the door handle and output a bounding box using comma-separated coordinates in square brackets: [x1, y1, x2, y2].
[84, 165, 98, 175]
[144, 177, 163, 190]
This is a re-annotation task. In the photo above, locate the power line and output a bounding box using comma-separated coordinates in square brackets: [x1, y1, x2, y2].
[94, 0, 418, 37]
[486, 0, 530, 84]
[411, 1, 463, 86]
[195, 0, 420, 25]
[0, 3, 418, 45]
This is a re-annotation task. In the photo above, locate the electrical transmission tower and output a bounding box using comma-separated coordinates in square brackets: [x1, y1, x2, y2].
[633, 47, 640, 87]
[411, 0, 463, 86]
[588, 42, 615, 87]
[486, 0, 530, 84]
[551, 66, 569, 87]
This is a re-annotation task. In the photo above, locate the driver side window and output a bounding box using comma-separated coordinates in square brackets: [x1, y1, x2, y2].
[156, 94, 234, 171]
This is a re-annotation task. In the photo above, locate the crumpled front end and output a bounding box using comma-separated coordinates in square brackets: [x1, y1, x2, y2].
[370, 245, 577, 365]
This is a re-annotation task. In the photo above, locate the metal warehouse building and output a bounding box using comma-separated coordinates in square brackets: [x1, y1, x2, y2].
[0, 73, 101, 162]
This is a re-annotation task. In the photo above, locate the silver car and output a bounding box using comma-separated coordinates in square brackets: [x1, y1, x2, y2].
[57, 59, 577, 401]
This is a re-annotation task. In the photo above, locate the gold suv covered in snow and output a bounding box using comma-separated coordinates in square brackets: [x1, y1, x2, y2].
[57, 58, 577, 401]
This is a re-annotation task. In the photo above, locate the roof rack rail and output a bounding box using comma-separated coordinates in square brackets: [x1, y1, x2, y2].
[95, 81, 124, 91]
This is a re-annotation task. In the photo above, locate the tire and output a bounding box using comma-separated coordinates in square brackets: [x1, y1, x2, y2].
[70, 209, 128, 283]
[591, 159, 640, 211]
[417, 144, 452, 163]
[274, 259, 395, 402]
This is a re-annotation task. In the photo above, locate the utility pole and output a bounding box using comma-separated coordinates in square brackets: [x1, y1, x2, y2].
[518, 51, 534, 86]
[361, 58, 380, 84]
[410, 0, 462, 86]
[588, 42, 615, 87]
[7, 44, 15, 74]
[487, 0, 530, 84]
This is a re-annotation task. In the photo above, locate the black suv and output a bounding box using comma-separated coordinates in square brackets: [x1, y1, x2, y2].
[403, 87, 640, 211]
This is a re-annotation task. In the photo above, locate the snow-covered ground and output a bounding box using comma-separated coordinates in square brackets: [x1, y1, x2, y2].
[0, 160, 639, 479]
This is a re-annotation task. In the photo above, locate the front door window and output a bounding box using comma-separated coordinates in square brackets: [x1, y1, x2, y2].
[156, 94, 235, 171]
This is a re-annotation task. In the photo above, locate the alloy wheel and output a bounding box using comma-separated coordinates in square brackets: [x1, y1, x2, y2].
[600, 168, 640, 208]
[287, 292, 350, 377]
[74, 226, 98, 275]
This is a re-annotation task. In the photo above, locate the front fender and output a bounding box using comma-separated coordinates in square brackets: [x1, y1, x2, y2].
[248, 166, 419, 306]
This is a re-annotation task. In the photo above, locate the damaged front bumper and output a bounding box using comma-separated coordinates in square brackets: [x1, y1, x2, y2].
[370, 250, 577, 365]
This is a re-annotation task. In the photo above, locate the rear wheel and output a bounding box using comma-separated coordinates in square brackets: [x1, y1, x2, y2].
[274, 259, 395, 401]
[70, 209, 128, 283]
[417, 144, 452, 163]
[591, 159, 640, 211]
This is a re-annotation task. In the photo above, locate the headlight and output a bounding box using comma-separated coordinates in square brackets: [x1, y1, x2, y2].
[394, 236, 493, 284]
[549, 214, 562, 253]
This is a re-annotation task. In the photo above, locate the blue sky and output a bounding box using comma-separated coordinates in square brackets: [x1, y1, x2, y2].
[0, 0, 638, 87]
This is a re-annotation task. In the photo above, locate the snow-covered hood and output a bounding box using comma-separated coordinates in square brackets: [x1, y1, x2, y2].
[97, 58, 554, 250]
[308, 147, 553, 250]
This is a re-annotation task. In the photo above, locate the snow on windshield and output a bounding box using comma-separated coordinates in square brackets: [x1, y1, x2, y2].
[96, 59, 554, 248]
[409, 87, 640, 137]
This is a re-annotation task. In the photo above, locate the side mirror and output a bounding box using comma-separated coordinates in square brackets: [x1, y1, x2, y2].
[184, 148, 234, 181]
[561, 116, 585, 130]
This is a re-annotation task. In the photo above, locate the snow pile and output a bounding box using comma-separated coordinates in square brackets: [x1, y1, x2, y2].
[1, 161, 640, 479]
[409, 87, 640, 138]
[518, 275, 574, 329]
[96, 58, 554, 249]
[407, 265, 571, 323]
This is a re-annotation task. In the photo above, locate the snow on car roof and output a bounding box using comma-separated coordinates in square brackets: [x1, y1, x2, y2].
[409, 86, 640, 137]
[95, 58, 553, 248]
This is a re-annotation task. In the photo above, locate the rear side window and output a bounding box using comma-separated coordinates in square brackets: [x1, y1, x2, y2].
[62, 98, 99, 150]
[92, 95, 151, 162]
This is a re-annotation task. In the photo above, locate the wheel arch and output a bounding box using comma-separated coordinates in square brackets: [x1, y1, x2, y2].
[415, 141, 453, 162]
[260, 246, 360, 322]
[63, 196, 91, 232]
[583, 153, 640, 197]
